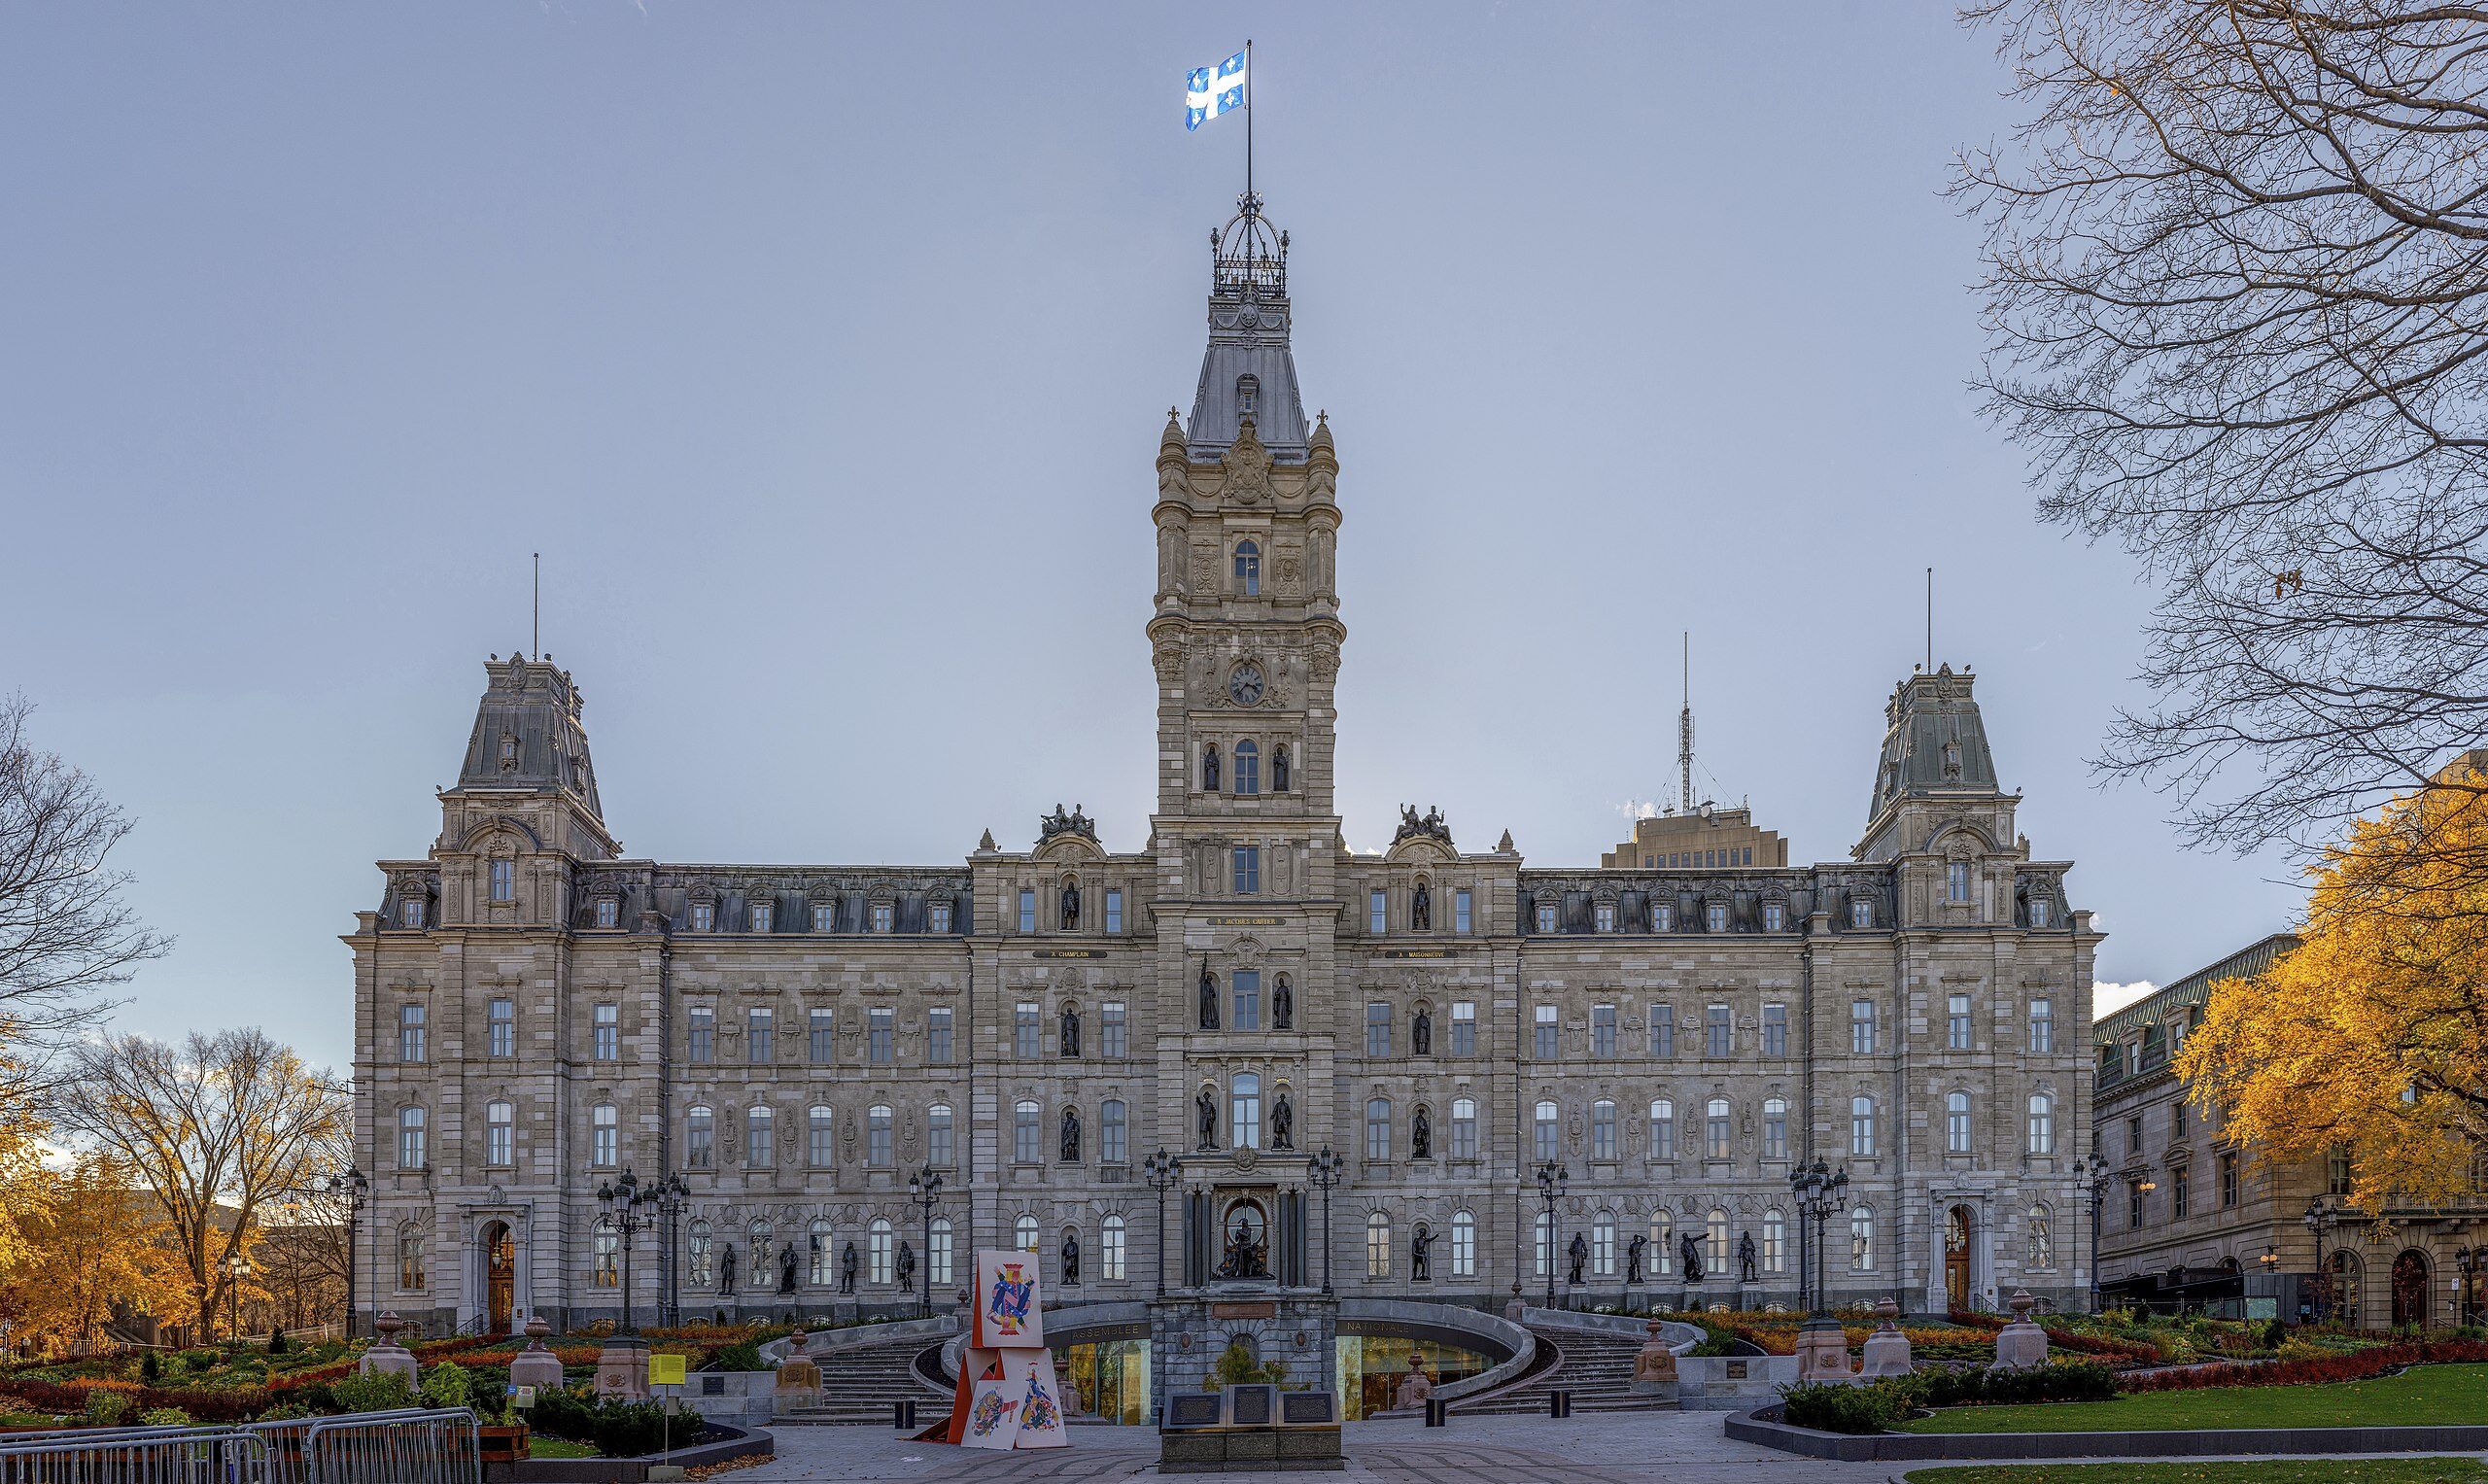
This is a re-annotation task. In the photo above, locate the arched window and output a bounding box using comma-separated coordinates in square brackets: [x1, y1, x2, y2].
[2026, 1204, 2055, 1268]
[397, 1223, 428, 1292]
[1849, 1206, 1876, 1271]
[930, 1217, 954, 1288]
[1534, 1211, 1553, 1276]
[1763, 1208, 1787, 1273]
[1232, 1073, 1262, 1150]
[1235, 539, 1261, 596]
[1450, 1097, 1478, 1159]
[1591, 1099, 1618, 1160]
[2028, 1092, 2056, 1156]
[2328, 1250, 2363, 1322]
[1707, 1207, 1730, 1273]
[591, 1103, 616, 1168]
[746, 1104, 774, 1168]
[1365, 1096, 1391, 1161]
[1366, 1211, 1392, 1278]
[869, 1104, 893, 1167]
[809, 1105, 835, 1168]
[1234, 740, 1260, 796]
[1235, 373, 1260, 417]
[1014, 1100, 1040, 1164]
[1946, 1091, 1972, 1155]
[809, 1219, 835, 1285]
[1593, 1212, 1617, 1276]
[1102, 1215, 1126, 1280]
[1706, 1097, 1733, 1159]
[869, 1218, 894, 1285]
[688, 1220, 714, 1285]
[929, 1102, 956, 1168]
[1534, 1099, 1560, 1162]
[1202, 743, 1220, 792]
[1649, 1210, 1675, 1275]
[398, 1106, 428, 1171]
[1849, 1095, 1877, 1156]
[1762, 1096, 1787, 1160]
[1014, 1214, 1040, 1253]
[1451, 1210, 1477, 1276]
[686, 1105, 714, 1168]
[748, 1219, 773, 1271]
[485, 1100, 514, 1167]
[1648, 1098, 1676, 1160]
[592, 1218, 617, 1288]
[1100, 1099, 1127, 1164]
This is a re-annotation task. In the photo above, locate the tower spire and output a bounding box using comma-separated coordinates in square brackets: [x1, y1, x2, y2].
[1187, 191, 1306, 462]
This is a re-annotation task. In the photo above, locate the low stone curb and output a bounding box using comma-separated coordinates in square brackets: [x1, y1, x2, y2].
[1725, 1405, 2488, 1463]
[501, 1422, 773, 1481]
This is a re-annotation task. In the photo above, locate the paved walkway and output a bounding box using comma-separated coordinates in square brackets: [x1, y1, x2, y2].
[736, 1413, 2488, 1483]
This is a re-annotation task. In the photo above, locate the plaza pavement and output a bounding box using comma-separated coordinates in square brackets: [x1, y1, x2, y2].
[732, 1413, 2488, 1483]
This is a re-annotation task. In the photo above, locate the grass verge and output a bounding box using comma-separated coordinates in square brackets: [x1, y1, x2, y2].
[1898, 1363, 2488, 1434]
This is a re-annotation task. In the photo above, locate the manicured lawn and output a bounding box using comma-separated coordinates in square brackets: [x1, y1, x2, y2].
[1899, 1363, 2488, 1434]
[1905, 1463, 2488, 1484]
[526, 1436, 599, 1459]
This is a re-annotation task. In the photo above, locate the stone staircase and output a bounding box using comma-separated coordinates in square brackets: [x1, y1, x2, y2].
[1449, 1325, 1667, 1416]
[771, 1333, 950, 1427]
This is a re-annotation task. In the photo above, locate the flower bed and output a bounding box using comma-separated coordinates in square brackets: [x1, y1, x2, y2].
[2119, 1339, 2488, 1394]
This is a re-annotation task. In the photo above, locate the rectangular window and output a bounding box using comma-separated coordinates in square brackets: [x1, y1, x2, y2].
[1019, 889, 1036, 933]
[1591, 1101, 1617, 1159]
[809, 1008, 835, 1064]
[746, 1108, 772, 1168]
[1705, 1003, 1732, 1058]
[1948, 861, 1971, 903]
[1647, 1101, 1675, 1160]
[2029, 997, 2055, 1053]
[2220, 1150, 2240, 1207]
[1850, 1000, 1876, 1054]
[1454, 888, 1472, 933]
[593, 898, 616, 928]
[1448, 1000, 1475, 1056]
[1016, 1003, 1041, 1058]
[1762, 1003, 1787, 1058]
[1232, 847, 1260, 894]
[1707, 1100, 1733, 1159]
[871, 902, 893, 932]
[1649, 1003, 1674, 1058]
[2173, 1099, 2188, 1140]
[1948, 993, 1972, 1051]
[1764, 1100, 1787, 1159]
[1365, 1002, 1391, 1058]
[2127, 1181, 2144, 1227]
[750, 900, 773, 933]
[810, 1108, 835, 1168]
[1594, 902, 1615, 933]
[591, 1107, 616, 1169]
[1762, 901, 1784, 932]
[487, 998, 514, 1058]
[1105, 889, 1123, 933]
[1536, 902, 1557, 933]
[746, 1008, 774, 1065]
[1650, 900, 1674, 932]
[1234, 744, 1259, 795]
[812, 902, 836, 932]
[1451, 1100, 1478, 1159]
[2328, 1147, 2354, 1195]
[592, 1003, 618, 1062]
[1365, 1100, 1391, 1162]
[1014, 1104, 1040, 1164]
[397, 1004, 427, 1063]
[490, 859, 513, 902]
[930, 1106, 955, 1167]
[687, 1109, 713, 1168]
[2173, 1165, 2191, 1220]
[2129, 1115, 2145, 1156]
[1369, 889, 1388, 934]
[1101, 1101, 1127, 1164]
[690, 901, 715, 932]
[869, 1107, 892, 1168]
[1231, 970, 1260, 1030]
[1706, 901, 1729, 933]
[1102, 1002, 1126, 1058]
[1534, 1004, 1559, 1059]
[1849, 897, 1872, 930]
[1591, 1004, 1616, 1058]
[929, 899, 951, 933]
[1850, 1099, 1877, 1156]
[687, 1006, 713, 1064]
[869, 1007, 894, 1064]
[1534, 1104, 1559, 1162]
[928, 1007, 953, 1064]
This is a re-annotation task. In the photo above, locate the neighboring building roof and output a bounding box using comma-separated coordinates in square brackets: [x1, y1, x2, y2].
[2093, 931, 2299, 1076]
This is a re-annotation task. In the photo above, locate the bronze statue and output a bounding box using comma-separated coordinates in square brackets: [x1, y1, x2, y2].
[1411, 1225, 1433, 1282]
[1218, 1217, 1268, 1280]
[1411, 1106, 1432, 1159]
[1060, 1004, 1081, 1057]
[1203, 744, 1220, 792]
[1411, 1006, 1432, 1055]
[1059, 880, 1080, 930]
[1196, 1087, 1219, 1151]
[1411, 881, 1431, 931]
[1738, 1231, 1758, 1284]
[1567, 1231, 1589, 1287]
[779, 1241, 799, 1294]
[1626, 1233, 1646, 1285]
[1272, 744, 1289, 792]
[1199, 961, 1220, 1030]
[1679, 1232, 1704, 1285]
[1270, 1091, 1294, 1150]
[839, 1241, 858, 1295]
[897, 1240, 916, 1289]
[718, 1241, 739, 1295]
[1060, 1107, 1081, 1162]
[1272, 974, 1292, 1029]
[1061, 1231, 1082, 1285]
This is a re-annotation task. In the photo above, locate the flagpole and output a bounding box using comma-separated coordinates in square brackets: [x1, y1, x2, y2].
[1245, 38, 1254, 200]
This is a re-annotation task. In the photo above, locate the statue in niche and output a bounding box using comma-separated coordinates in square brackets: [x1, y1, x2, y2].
[1272, 744, 1290, 792]
[1679, 1233, 1704, 1285]
[1738, 1231, 1758, 1284]
[1196, 1087, 1220, 1151]
[1270, 1091, 1294, 1150]
[897, 1241, 916, 1290]
[1203, 744, 1221, 792]
[1219, 1216, 1268, 1280]
[1410, 1106, 1432, 1159]
[718, 1242, 739, 1295]
[1060, 1107, 1082, 1162]
[1199, 962, 1220, 1029]
[839, 1242, 858, 1295]
[1410, 1225, 1433, 1282]
[778, 1242, 799, 1294]
[1272, 975, 1293, 1029]
[1411, 881, 1431, 931]
[1061, 1231, 1081, 1285]
[1626, 1233, 1646, 1285]
[1411, 1006, 1432, 1055]
[1060, 1004, 1081, 1057]
[1567, 1231, 1589, 1287]
[1059, 879, 1080, 931]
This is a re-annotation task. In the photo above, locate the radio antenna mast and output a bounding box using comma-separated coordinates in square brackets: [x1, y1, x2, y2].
[1678, 633, 1695, 814]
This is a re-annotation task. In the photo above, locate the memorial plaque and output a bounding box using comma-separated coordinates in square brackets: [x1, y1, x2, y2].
[1725, 1360, 1748, 1379]
[1211, 1301, 1276, 1320]
[1280, 1391, 1337, 1425]
[1167, 1394, 1225, 1430]
[1229, 1384, 1275, 1425]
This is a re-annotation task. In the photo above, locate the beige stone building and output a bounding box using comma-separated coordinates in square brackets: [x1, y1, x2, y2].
[1602, 805, 1789, 872]
[349, 194, 2102, 1338]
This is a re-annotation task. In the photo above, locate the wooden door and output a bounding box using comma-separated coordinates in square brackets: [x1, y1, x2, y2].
[1944, 1206, 1973, 1313]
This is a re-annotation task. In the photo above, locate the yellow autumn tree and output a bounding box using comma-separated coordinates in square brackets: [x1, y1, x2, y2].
[0, 1149, 190, 1351]
[2179, 763, 2488, 1213]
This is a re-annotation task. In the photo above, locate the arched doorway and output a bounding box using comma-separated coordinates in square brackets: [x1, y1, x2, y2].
[480, 1222, 516, 1336]
[1944, 1206, 1974, 1313]
[2391, 1250, 2430, 1329]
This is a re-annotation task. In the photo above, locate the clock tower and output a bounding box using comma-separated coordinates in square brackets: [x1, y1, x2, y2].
[1145, 191, 1347, 1332]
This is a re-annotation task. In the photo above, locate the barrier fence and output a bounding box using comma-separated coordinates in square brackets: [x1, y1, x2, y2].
[0, 1408, 478, 1484]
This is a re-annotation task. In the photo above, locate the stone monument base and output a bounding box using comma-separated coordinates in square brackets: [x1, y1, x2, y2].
[1148, 1287, 1338, 1404]
[594, 1335, 651, 1399]
[1792, 1318, 1855, 1383]
[1159, 1384, 1343, 1473]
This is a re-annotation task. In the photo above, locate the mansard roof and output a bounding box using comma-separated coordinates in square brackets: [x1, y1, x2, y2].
[1866, 665, 2000, 822]
[1187, 193, 1309, 463]
[451, 655, 604, 821]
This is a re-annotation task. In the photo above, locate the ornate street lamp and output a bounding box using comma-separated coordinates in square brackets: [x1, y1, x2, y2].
[1534, 1159, 1569, 1309]
[2070, 1155, 2111, 1314]
[225, 1254, 253, 1343]
[1308, 1148, 1344, 1297]
[2303, 1195, 2335, 1322]
[909, 1167, 946, 1319]
[1144, 1150, 1182, 1296]
[2454, 1245, 2482, 1329]
[1789, 1157, 1849, 1332]
[648, 1172, 689, 1329]
[307, 1167, 369, 1338]
[596, 1167, 665, 1337]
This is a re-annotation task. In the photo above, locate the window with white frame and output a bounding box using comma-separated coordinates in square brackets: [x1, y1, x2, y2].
[591, 1220, 617, 1287]
[1014, 1101, 1040, 1163]
[1593, 1213, 1616, 1275]
[1649, 1003, 1674, 1057]
[1707, 1207, 1730, 1273]
[402, 897, 428, 929]
[868, 1104, 893, 1167]
[810, 1008, 836, 1064]
[1706, 1097, 1732, 1158]
[928, 1007, 953, 1063]
[1365, 1097, 1391, 1161]
[1016, 1003, 1041, 1058]
[1649, 1211, 1674, 1274]
[590, 1103, 616, 1168]
[746, 1007, 774, 1065]
[1450, 1097, 1477, 1159]
[1232, 971, 1260, 1031]
[929, 899, 952, 933]
[1763, 1096, 1787, 1159]
[750, 900, 774, 933]
[398, 1003, 427, 1063]
[2028, 996, 2055, 1053]
[1102, 1215, 1125, 1280]
[931, 1217, 954, 1287]
[1591, 1099, 1617, 1159]
[1101, 1002, 1125, 1058]
[1849, 1206, 1875, 1270]
[1648, 1098, 1676, 1159]
[1948, 861, 1971, 902]
[1649, 900, 1673, 932]
[1450, 1211, 1476, 1276]
[1533, 1211, 1552, 1277]
[929, 1103, 955, 1167]
[1534, 1099, 1559, 1161]
[488, 997, 514, 1057]
[2028, 1091, 2056, 1155]
[593, 1003, 618, 1061]
[809, 1220, 835, 1285]
[1763, 1208, 1787, 1272]
[687, 1006, 713, 1064]
[1534, 1004, 1558, 1058]
[1101, 1099, 1127, 1164]
[1235, 539, 1261, 595]
[1592, 1004, 1616, 1057]
[486, 1100, 514, 1167]
[1762, 1002, 1786, 1057]
[1537, 901, 1558, 933]
[1594, 902, 1615, 932]
[746, 1104, 773, 1167]
[1366, 1002, 1391, 1057]
[1849, 1095, 1876, 1156]
[869, 1006, 894, 1063]
[1762, 901, 1785, 932]
[1946, 1090, 1972, 1154]
[1850, 999, 1876, 1053]
[869, 1218, 894, 1284]
[490, 859, 514, 902]
[687, 1105, 713, 1167]
[689, 1221, 713, 1285]
[690, 900, 715, 932]
[871, 902, 893, 933]
[1450, 1000, 1475, 1054]
[400, 1225, 429, 1291]
[812, 901, 836, 932]
[1948, 992, 1972, 1051]
[1234, 740, 1260, 796]
[1706, 901, 1728, 933]
[1232, 1074, 1263, 1150]
[1706, 1003, 1732, 1057]
[1365, 1211, 1391, 1277]
[1849, 896, 1872, 929]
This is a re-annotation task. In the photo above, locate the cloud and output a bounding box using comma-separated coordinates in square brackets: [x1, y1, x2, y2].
[2092, 981, 2159, 1016]
[1612, 799, 1663, 820]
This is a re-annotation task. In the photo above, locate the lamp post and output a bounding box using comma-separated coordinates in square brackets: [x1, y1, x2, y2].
[2071, 1156, 2111, 1314]
[1534, 1159, 1569, 1309]
[2455, 1245, 2482, 1329]
[1789, 1157, 1849, 1330]
[2303, 1195, 2335, 1323]
[1144, 1150, 1182, 1296]
[308, 1167, 369, 1339]
[596, 1167, 664, 1337]
[1308, 1147, 1344, 1297]
[909, 1167, 945, 1319]
[647, 1172, 688, 1329]
[225, 1254, 253, 1343]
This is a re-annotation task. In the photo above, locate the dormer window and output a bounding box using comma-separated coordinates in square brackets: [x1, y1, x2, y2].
[594, 897, 618, 929]
[399, 898, 425, 929]
[489, 859, 514, 903]
[690, 901, 715, 932]
[750, 901, 774, 933]
[1235, 373, 1260, 417]
[1235, 540, 1261, 597]
[929, 899, 952, 934]
[812, 901, 836, 932]
[1594, 903, 1615, 933]
[1649, 901, 1673, 932]
[1536, 901, 1558, 934]
[2029, 897, 2053, 929]
[1849, 897, 1874, 929]
[1762, 901, 1785, 932]
[872, 903, 894, 933]
[1706, 901, 1729, 933]
[1947, 862, 1972, 903]
[498, 733, 518, 771]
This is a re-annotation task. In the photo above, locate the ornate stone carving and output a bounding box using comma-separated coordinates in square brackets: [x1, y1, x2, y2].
[1040, 804, 1096, 842]
[1395, 805, 1451, 846]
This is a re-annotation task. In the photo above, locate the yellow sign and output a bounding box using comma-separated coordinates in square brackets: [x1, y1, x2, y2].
[649, 1353, 686, 1387]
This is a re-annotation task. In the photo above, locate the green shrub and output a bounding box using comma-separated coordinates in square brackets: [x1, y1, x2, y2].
[265, 1329, 288, 1356]
[420, 1363, 471, 1410]
[138, 1406, 192, 1427]
[139, 1353, 161, 1386]
[83, 1390, 130, 1427]
[709, 1340, 764, 1372]
[524, 1386, 674, 1458]
[1212, 1341, 1288, 1388]
[526, 1385, 597, 1442]
[1899, 1362, 2117, 1409]
[328, 1367, 415, 1414]
[1778, 1380, 1905, 1434]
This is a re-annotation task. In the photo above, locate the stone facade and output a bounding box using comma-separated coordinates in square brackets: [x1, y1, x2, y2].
[348, 194, 2101, 1336]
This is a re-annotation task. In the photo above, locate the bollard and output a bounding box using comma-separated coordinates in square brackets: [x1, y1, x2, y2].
[1424, 1397, 1448, 1427]
[1548, 1389, 1573, 1419]
[894, 1398, 918, 1431]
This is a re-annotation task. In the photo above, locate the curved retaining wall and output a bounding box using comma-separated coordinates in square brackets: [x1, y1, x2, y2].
[1518, 1305, 1702, 1353]
[758, 1313, 957, 1366]
[1340, 1299, 1536, 1402]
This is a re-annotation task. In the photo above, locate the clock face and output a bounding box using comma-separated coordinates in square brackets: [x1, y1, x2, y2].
[1228, 663, 1265, 706]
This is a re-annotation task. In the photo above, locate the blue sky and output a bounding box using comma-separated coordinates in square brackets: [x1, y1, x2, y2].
[0, 3, 2298, 1069]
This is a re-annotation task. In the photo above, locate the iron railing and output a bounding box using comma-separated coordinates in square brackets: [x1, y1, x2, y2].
[0, 1409, 478, 1484]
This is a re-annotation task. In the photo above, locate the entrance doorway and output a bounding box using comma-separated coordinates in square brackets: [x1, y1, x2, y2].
[1944, 1206, 1974, 1313]
[2391, 1250, 2430, 1329]
[481, 1222, 516, 1336]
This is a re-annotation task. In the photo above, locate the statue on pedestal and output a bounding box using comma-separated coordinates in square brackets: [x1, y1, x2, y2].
[839, 1242, 858, 1295]
[1567, 1231, 1589, 1286]
[1196, 1087, 1219, 1151]
[1679, 1233, 1704, 1286]
[1270, 1092, 1294, 1150]
[718, 1242, 739, 1295]
[1198, 962, 1220, 1030]
[1626, 1233, 1646, 1285]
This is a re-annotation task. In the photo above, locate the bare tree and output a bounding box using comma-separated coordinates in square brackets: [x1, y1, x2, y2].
[0, 694, 169, 1079]
[48, 1029, 348, 1342]
[1957, 1, 2488, 858]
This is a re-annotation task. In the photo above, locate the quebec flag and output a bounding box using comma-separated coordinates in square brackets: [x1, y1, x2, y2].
[1186, 50, 1247, 130]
